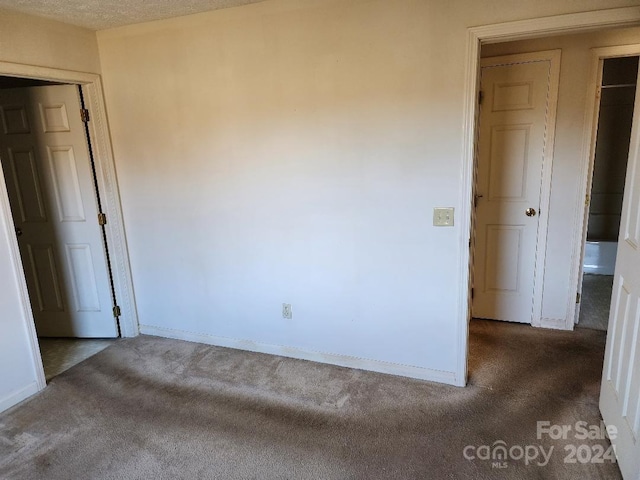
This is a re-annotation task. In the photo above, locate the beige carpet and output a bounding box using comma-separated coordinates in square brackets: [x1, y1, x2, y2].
[0, 320, 620, 479]
[578, 274, 614, 331]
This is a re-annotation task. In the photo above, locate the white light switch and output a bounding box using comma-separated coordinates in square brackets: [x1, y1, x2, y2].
[433, 207, 455, 227]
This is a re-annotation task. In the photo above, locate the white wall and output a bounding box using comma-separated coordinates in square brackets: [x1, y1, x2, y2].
[0, 176, 42, 411]
[483, 26, 640, 324]
[97, 0, 640, 385]
[0, 9, 101, 412]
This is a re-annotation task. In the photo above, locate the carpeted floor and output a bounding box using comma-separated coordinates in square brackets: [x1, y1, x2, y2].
[0, 320, 620, 479]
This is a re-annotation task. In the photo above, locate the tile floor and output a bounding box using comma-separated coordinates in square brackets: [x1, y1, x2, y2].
[38, 338, 117, 381]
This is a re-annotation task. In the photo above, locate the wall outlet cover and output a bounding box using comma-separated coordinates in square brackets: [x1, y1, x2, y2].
[433, 207, 455, 227]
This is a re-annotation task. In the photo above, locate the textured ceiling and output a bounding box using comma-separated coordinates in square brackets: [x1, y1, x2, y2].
[0, 0, 270, 30]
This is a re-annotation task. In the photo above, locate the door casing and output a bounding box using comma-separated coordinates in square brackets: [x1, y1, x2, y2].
[0, 61, 139, 392]
[459, 7, 640, 386]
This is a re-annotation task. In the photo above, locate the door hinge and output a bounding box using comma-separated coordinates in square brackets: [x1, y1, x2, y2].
[80, 108, 90, 123]
[113, 305, 121, 317]
[98, 213, 107, 226]
[478, 90, 484, 105]
[585, 194, 590, 207]
[471, 288, 475, 300]
[576, 292, 581, 304]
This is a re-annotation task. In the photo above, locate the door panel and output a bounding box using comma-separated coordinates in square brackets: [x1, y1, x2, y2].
[8, 148, 47, 222]
[0, 85, 117, 338]
[27, 243, 65, 312]
[492, 81, 535, 111]
[39, 102, 70, 133]
[1, 104, 30, 134]
[473, 58, 554, 324]
[484, 225, 523, 292]
[47, 146, 86, 222]
[488, 125, 530, 200]
[600, 64, 640, 479]
[66, 243, 102, 312]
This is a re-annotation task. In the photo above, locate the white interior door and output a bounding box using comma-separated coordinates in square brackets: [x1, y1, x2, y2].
[0, 85, 117, 338]
[600, 65, 640, 480]
[472, 55, 557, 324]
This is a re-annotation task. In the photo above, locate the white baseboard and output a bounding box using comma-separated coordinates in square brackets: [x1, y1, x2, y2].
[139, 324, 458, 386]
[0, 382, 40, 414]
[539, 317, 573, 330]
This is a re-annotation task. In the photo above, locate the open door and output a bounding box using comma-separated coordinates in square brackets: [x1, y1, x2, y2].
[0, 85, 118, 338]
[600, 64, 640, 479]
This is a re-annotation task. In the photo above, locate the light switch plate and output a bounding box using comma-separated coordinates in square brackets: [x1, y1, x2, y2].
[433, 207, 455, 227]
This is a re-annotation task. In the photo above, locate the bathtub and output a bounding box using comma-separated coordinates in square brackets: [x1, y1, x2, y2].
[583, 241, 618, 275]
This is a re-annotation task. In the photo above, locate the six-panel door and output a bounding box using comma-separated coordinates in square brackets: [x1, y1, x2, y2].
[0, 85, 117, 338]
[473, 59, 552, 324]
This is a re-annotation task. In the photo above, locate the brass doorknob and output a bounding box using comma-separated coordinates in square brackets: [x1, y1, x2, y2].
[525, 208, 537, 217]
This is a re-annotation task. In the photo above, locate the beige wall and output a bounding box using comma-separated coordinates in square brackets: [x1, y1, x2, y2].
[483, 26, 640, 321]
[97, 0, 640, 381]
[0, 8, 100, 73]
[0, 10, 100, 411]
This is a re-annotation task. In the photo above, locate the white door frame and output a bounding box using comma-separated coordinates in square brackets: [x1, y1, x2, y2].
[0, 62, 139, 390]
[457, 7, 640, 386]
[571, 44, 640, 326]
[474, 50, 561, 327]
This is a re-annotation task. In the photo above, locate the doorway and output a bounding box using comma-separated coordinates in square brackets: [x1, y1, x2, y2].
[463, 16, 640, 475]
[469, 29, 640, 332]
[0, 60, 137, 412]
[576, 55, 638, 332]
[0, 77, 118, 379]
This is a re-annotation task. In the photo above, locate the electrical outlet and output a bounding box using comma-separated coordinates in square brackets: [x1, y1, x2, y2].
[282, 303, 292, 319]
[433, 207, 455, 227]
